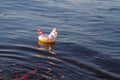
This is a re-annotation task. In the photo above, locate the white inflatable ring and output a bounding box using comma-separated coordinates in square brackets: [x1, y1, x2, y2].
[38, 34, 56, 44]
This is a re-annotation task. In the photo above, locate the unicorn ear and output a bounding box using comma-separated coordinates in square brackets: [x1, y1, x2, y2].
[52, 28, 56, 32]
[52, 28, 57, 37]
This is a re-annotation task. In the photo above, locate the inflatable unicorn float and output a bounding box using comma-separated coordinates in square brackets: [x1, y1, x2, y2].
[38, 28, 57, 44]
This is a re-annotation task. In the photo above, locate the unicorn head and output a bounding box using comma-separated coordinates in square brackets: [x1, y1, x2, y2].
[49, 28, 57, 39]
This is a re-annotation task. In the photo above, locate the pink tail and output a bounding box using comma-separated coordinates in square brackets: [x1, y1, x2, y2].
[38, 29, 44, 35]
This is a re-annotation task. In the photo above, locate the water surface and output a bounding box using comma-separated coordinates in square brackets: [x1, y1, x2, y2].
[0, 0, 120, 80]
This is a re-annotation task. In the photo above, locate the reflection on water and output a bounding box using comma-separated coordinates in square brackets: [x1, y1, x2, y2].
[0, 0, 120, 80]
[13, 66, 40, 80]
[38, 40, 56, 55]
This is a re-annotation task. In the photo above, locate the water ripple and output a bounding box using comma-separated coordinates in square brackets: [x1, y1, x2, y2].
[0, 0, 120, 80]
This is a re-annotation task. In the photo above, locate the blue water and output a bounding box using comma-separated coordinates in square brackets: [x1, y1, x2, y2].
[0, 0, 120, 80]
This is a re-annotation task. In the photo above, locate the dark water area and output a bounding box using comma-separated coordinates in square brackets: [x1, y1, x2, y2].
[0, 0, 120, 80]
